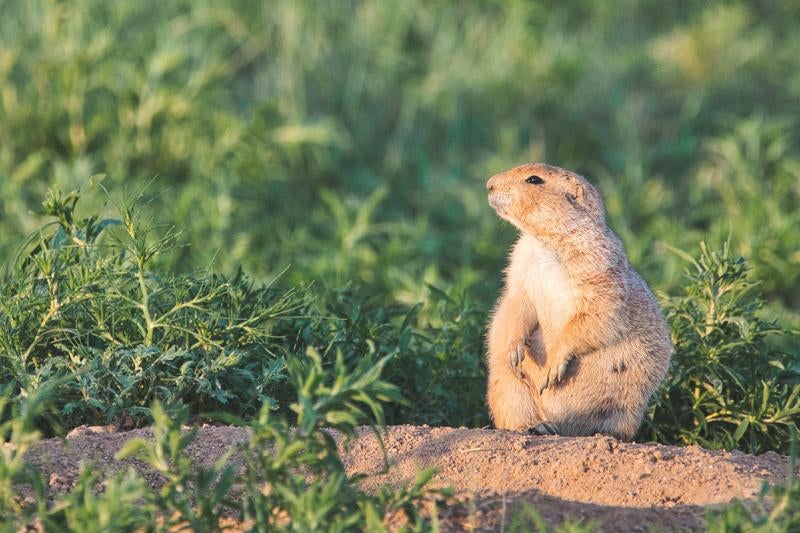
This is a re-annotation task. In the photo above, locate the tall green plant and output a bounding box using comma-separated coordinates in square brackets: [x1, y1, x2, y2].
[644, 242, 800, 453]
[0, 185, 309, 428]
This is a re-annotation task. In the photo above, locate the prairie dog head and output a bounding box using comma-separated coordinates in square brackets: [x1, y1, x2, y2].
[486, 163, 605, 238]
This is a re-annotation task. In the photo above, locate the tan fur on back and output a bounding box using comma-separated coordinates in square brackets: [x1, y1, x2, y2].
[485, 163, 672, 440]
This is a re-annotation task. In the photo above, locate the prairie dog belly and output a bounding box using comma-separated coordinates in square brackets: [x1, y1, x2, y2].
[509, 235, 577, 333]
[540, 340, 656, 435]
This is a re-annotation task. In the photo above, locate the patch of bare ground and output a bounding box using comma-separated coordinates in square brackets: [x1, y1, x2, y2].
[24, 425, 792, 531]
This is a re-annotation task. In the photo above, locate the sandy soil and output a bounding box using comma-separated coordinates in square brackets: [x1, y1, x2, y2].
[24, 424, 792, 531]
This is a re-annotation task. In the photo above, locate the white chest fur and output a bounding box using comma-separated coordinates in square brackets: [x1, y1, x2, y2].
[508, 235, 577, 332]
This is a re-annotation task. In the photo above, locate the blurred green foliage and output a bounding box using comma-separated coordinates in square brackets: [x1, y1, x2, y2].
[1, 0, 797, 324]
[2, 2, 799, 528]
[0, 0, 798, 445]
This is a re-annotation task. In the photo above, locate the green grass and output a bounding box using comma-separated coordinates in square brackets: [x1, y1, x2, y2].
[0, 183, 796, 531]
[3, 188, 796, 453]
[0, 350, 446, 532]
[1, 0, 798, 326]
[0, 0, 799, 529]
[0, 186, 489, 430]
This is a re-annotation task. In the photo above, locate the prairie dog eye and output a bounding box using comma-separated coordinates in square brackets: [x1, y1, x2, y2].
[525, 175, 544, 185]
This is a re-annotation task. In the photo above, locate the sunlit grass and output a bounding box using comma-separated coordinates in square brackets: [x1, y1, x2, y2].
[0, 0, 799, 529]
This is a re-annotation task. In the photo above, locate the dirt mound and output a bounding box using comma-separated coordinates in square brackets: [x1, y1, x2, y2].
[25, 425, 791, 531]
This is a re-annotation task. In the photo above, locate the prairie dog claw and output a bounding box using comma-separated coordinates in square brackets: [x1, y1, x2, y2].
[509, 344, 526, 380]
[528, 421, 559, 435]
[539, 356, 574, 393]
[557, 359, 571, 382]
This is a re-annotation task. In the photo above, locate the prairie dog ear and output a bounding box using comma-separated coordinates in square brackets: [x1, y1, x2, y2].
[567, 180, 605, 220]
[566, 183, 586, 207]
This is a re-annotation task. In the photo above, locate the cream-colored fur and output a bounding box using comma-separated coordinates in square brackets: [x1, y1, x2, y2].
[486, 163, 672, 440]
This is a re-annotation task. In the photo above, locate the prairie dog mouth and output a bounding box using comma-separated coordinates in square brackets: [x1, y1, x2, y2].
[488, 193, 511, 210]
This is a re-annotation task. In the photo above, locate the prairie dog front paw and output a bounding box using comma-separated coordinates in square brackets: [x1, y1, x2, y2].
[509, 343, 527, 380]
[538, 352, 576, 393]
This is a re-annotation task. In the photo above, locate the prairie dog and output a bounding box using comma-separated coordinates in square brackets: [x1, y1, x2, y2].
[485, 163, 672, 440]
